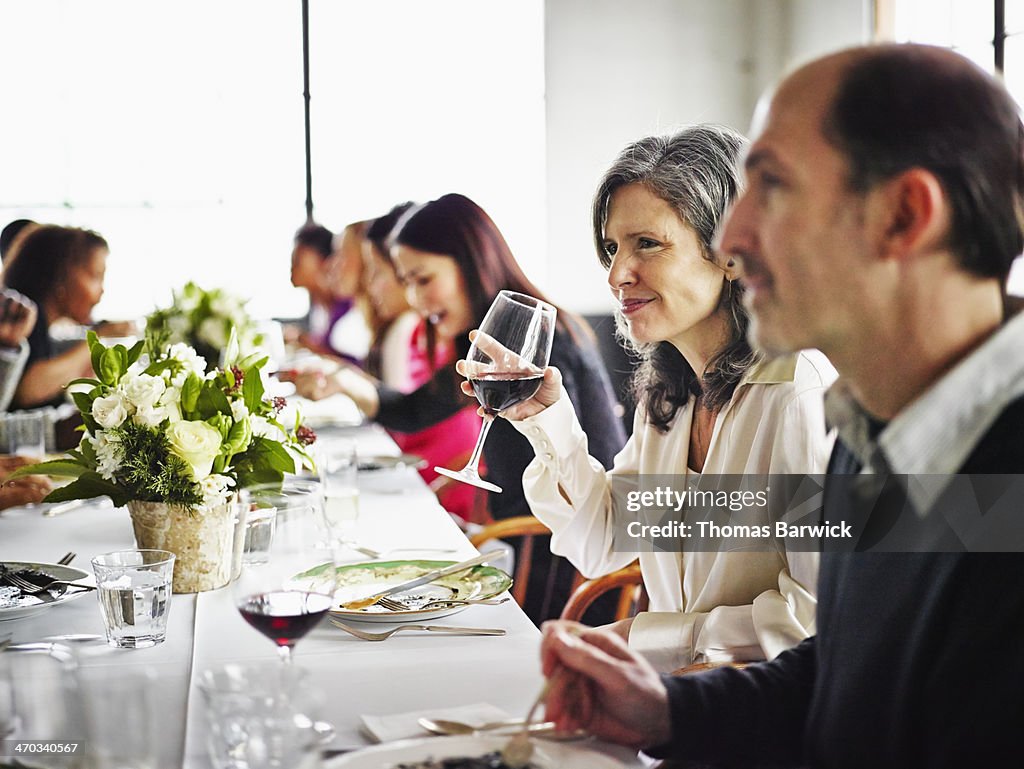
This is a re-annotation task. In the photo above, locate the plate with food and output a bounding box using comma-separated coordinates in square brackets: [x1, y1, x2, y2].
[324, 734, 625, 768]
[327, 560, 512, 623]
[0, 561, 93, 620]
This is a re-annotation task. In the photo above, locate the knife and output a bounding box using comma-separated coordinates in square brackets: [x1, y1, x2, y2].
[339, 550, 501, 610]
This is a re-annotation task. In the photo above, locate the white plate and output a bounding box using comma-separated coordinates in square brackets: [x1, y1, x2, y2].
[325, 734, 625, 768]
[0, 561, 93, 621]
[328, 560, 512, 624]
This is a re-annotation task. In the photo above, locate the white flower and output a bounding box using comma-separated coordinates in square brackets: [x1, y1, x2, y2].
[230, 399, 249, 423]
[197, 317, 228, 350]
[167, 343, 207, 387]
[89, 432, 123, 481]
[210, 294, 239, 318]
[250, 415, 286, 442]
[199, 473, 235, 507]
[92, 392, 130, 429]
[166, 420, 223, 480]
[122, 373, 166, 410]
[158, 385, 183, 423]
[132, 404, 167, 428]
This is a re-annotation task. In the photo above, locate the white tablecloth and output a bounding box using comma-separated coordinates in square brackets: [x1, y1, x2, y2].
[1, 424, 640, 767]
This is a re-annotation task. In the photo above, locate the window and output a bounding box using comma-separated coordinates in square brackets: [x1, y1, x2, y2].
[879, 0, 1024, 294]
[0, 1, 545, 321]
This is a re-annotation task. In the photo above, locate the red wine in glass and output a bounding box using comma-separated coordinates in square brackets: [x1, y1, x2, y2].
[435, 290, 556, 493]
[470, 373, 545, 416]
[237, 590, 333, 648]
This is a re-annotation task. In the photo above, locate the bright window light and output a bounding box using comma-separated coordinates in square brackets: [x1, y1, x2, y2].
[0, 0, 545, 322]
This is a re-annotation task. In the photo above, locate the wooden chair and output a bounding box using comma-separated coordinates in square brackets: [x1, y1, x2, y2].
[468, 515, 572, 609]
[560, 561, 648, 623]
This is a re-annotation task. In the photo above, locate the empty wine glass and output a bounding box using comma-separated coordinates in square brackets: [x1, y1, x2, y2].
[232, 479, 339, 665]
[435, 290, 556, 493]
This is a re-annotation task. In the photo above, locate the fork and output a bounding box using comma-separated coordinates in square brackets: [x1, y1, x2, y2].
[376, 596, 509, 611]
[328, 618, 505, 641]
[57, 552, 76, 565]
[4, 572, 96, 595]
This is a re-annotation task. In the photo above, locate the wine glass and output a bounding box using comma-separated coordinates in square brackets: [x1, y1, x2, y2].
[232, 478, 339, 665]
[435, 290, 556, 493]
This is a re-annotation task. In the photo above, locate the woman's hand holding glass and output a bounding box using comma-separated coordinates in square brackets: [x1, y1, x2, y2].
[456, 330, 564, 421]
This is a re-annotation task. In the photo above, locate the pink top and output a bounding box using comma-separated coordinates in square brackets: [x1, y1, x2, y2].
[387, 320, 480, 520]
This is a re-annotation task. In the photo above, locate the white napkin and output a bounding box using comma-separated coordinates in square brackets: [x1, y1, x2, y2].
[360, 702, 512, 743]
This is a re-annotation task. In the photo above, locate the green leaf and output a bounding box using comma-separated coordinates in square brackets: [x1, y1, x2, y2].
[258, 437, 296, 474]
[114, 344, 129, 376]
[180, 372, 203, 414]
[8, 459, 88, 479]
[43, 473, 128, 507]
[224, 417, 252, 455]
[196, 381, 232, 418]
[242, 366, 265, 412]
[99, 348, 121, 386]
[89, 333, 105, 376]
[66, 378, 103, 389]
[126, 339, 146, 367]
[71, 390, 93, 417]
[207, 413, 231, 441]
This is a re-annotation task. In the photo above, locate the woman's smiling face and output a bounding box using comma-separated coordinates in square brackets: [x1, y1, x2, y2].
[390, 244, 473, 338]
[603, 183, 728, 348]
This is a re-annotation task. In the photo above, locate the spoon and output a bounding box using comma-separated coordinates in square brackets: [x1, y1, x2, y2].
[417, 717, 525, 735]
[501, 677, 554, 768]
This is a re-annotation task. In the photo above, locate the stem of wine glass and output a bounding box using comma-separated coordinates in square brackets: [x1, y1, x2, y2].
[277, 644, 294, 665]
[463, 414, 495, 474]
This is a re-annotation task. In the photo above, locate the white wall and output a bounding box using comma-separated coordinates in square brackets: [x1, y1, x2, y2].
[543, 0, 872, 313]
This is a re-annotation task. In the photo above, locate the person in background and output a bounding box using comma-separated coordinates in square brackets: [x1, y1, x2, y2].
[0, 219, 36, 262]
[0, 288, 52, 508]
[360, 202, 479, 521]
[287, 222, 353, 358]
[292, 193, 627, 621]
[1, 225, 128, 410]
[322, 221, 372, 364]
[489, 126, 835, 671]
[540, 44, 1024, 767]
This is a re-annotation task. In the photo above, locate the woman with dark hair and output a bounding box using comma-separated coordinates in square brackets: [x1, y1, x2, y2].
[357, 202, 479, 519]
[293, 193, 626, 620]
[495, 126, 837, 670]
[2, 224, 129, 409]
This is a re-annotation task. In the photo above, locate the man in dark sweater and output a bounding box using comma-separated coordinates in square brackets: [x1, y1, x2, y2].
[538, 44, 1024, 767]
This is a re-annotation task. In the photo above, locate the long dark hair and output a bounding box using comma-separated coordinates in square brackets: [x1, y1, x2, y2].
[592, 126, 757, 432]
[3, 224, 108, 308]
[390, 193, 584, 364]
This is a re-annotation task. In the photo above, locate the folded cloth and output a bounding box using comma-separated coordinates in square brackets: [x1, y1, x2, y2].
[360, 702, 512, 743]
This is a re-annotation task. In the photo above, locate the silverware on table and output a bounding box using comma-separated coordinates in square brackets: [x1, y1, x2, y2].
[328, 618, 506, 641]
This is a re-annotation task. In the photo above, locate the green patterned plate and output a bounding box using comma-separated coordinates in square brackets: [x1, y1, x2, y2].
[327, 559, 512, 623]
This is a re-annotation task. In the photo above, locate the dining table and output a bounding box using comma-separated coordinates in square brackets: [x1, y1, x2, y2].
[0, 421, 644, 768]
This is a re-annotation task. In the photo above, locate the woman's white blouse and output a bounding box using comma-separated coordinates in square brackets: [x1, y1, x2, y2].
[513, 350, 837, 672]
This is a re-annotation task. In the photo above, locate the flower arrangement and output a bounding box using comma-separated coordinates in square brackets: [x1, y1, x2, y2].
[21, 332, 316, 511]
[145, 282, 263, 370]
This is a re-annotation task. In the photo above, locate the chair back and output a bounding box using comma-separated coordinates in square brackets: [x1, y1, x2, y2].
[560, 561, 648, 623]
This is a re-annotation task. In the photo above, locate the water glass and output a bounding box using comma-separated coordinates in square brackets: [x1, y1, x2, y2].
[77, 666, 158, 769]
[319, 439, 359, 540]
[91, 550, 175, 649]
[198, 663, 325, 769]
[1, 411, 45, 458]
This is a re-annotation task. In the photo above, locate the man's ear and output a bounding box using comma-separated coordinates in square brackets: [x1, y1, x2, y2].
[873, 168, 949, 260]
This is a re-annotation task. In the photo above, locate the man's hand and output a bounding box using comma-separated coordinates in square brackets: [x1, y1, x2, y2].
[0, 289, 37, 349]
[456, 330, 563, 420]
[540, 620, 672, 749]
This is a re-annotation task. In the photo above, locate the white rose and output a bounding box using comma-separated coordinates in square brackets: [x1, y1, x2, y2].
[122, 373, 166, 409]
[132, 404, 167, 428]
[166, 420, 223, 480]
[92, 392, 130, 429]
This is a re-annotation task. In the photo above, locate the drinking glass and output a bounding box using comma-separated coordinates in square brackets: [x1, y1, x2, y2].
[91, 549, 175, 649]
[318, 439, 360, 545]
[435, 290, 556, 493]
[232, 479, 339, 664]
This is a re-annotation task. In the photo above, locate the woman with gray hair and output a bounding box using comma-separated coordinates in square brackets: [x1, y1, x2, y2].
[490, 125, 837, 670]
